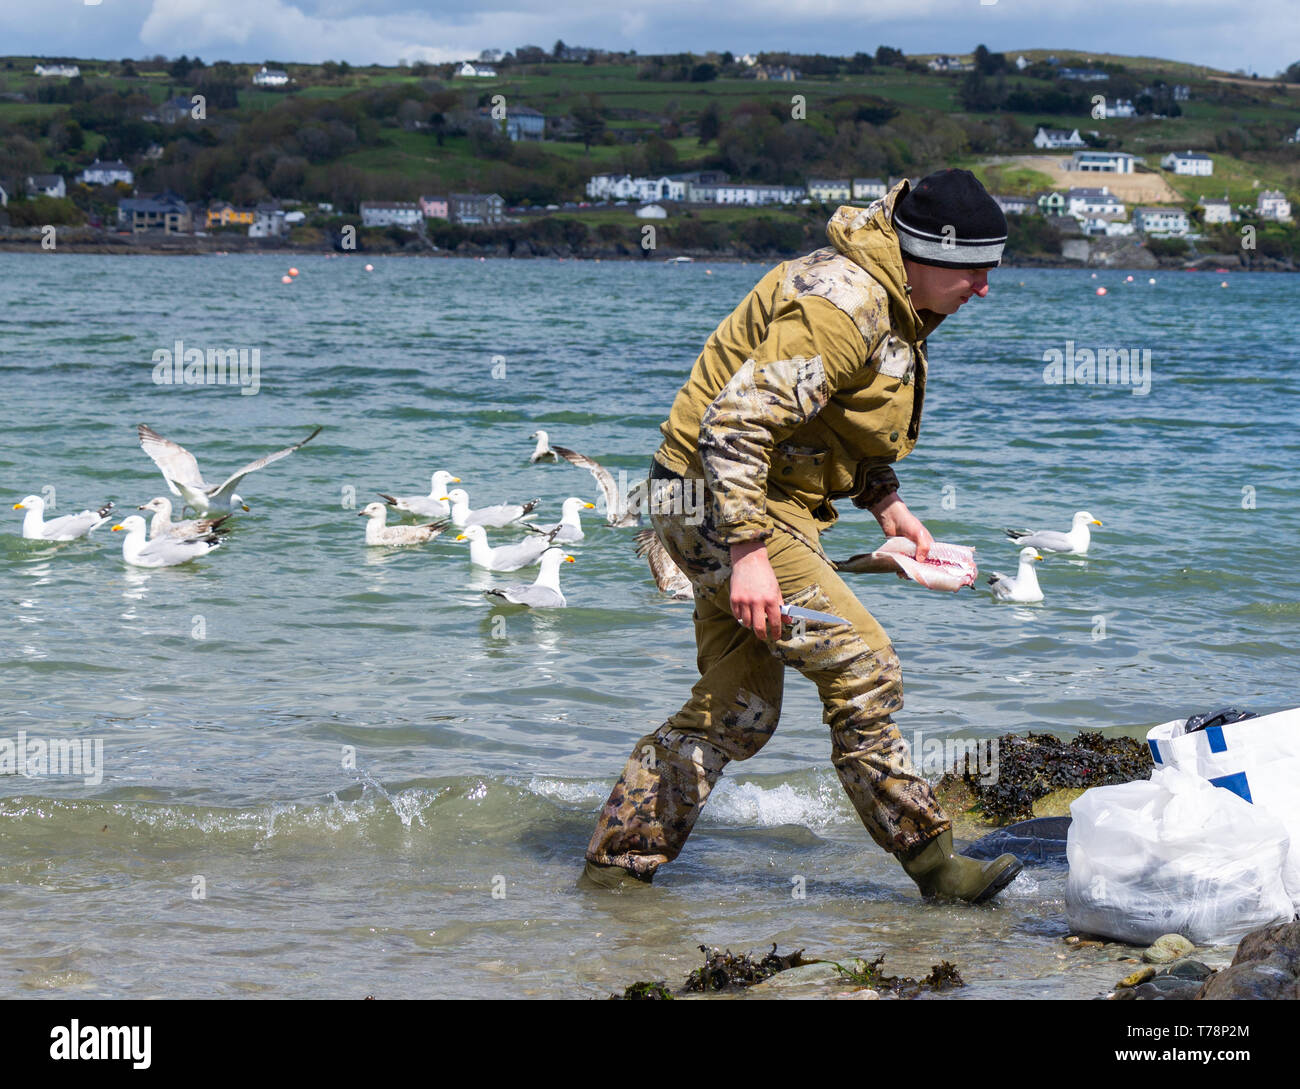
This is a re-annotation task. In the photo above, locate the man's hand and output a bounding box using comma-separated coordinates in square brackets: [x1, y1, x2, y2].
[870, 492, 933, 563]
[729, 540, 784, 640]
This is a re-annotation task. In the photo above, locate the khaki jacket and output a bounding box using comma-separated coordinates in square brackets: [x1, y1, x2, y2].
[655, 179, 946, 546]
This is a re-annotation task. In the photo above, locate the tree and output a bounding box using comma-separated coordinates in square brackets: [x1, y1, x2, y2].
[570, 102, 605, 149]
[553, 39, 567, 60]
[697, 101, 721, 144]
[875, 45, 905, 66]
[690, 63, 717, 82]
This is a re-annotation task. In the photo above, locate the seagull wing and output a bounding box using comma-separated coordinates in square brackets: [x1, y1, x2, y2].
[551, 445, 623, 522]
[210, 425, 323, 499]
[634, 529, 692, 598]
[1008, 529, 1072, 552]
[138, 424, 209, 496]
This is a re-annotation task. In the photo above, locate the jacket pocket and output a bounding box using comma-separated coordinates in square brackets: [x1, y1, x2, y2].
[770, 442, 828, 509]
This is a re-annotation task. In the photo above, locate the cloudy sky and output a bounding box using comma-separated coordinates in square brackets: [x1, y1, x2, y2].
[3, 0, 1297, 75]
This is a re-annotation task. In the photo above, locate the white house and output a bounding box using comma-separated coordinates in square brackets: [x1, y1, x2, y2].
[1256, 189, 1293, 222]
[252, 66, 290, 87]
[708, 183, 803, 206]
[1067, 187, 1125, 218]
[1199, 197, 1235, 224]
[635, 204, 667, 219]
[852, 177, 887, 200]
[1034, 127, 1086, 150]
[1133, 206, 1190, 235]
[1161, 150, 1213, 176]
[1015, 55, 1030, 70]
[27, 173, 66, 199]
[1101, 97, 1136, 118]
[34, 63, 80, 78]
[457, 62, 497, 78]
[77, 159, 134, 187]
[248, 202, 287, 237]
[1070, 149, 1137, 174]
[807, 178, 852, 203]
[993, 194, 1033, 215]
[359, 201, 423, 229]
[586, 174, 687, 203]
[739, 54, 758, 67]
[0, 181, 7, 206]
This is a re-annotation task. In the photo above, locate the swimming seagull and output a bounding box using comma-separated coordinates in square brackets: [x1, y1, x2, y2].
[13, 495, 115, 541]
[529, 430, 558, 463]
[441, 488, 539, 529]
[357, 502, 450, 546]
[987, 547, 1045, 603]
[549, 444, 640, 527]
[378, 470, 461, 519]
[524, 497, 596, 543]
[634, 529, 693, 600]
[483, 547, 574, 607]
[111, 514, 223, 568]
[1005, 511, 1102, 556]
[137, 497, 231, 540]
[456, 523, 560, 571]
[137, 423, 322, 516]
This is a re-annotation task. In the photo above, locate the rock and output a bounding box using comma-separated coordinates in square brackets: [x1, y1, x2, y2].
[833, 988, 880, 1000]
[748, 962, 842, 991]
[1143, 934, 1195, 964]
[1118, 965, 1156, 988]
[1197, 921, 1300, 1000]
[1158, 959, 1213, 982]
[1133, 977, 1202, 1001]
[1110, 987, 1136, 1000]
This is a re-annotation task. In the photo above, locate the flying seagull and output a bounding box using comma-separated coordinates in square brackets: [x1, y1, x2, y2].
[549, 444, 640, 527]
[529, 430, 559, 463]
[137, 423, 322, 516]
[634, 528, 693, 600]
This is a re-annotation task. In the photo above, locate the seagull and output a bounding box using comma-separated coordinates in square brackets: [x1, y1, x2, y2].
[357, 502, 450, 546]
[987, 547, 1045, 603]
[13, 495, 114, 541]
[1005, 511, 1102, 556]
[137, 423, 322, 516]
[524, 497, 596, 543]
[378, 470, 461, 519]
[635, 529, 692, 600]
[484, 547, 574, 608]
[529, 430, 558, 463]
[111, 514, 223, 568]
[137, 497, 231, 540]
[456, 523, 559, 571]
[441, 488, 539, 529]
[549, 444, 640, 527]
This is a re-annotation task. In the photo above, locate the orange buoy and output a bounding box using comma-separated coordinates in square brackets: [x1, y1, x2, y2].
[281, 275, 292, 284]
[1096, 287, 1107, 296]
[1220, 281, 1228, 288]
[1125, 275, 1134, 282]
[364, 263, 374, 271]
[289, 267, 299, 277]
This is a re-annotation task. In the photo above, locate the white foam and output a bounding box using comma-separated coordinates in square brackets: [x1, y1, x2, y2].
[703, 776, 853, 829]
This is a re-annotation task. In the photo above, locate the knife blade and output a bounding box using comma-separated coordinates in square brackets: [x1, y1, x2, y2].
[780, 603, 849, 627]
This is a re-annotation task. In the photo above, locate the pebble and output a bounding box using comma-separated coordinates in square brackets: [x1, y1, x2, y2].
[1143, 934, 1196, 964]
[1118, 965, 1156, 988]
[1159, 958, 1213, 982]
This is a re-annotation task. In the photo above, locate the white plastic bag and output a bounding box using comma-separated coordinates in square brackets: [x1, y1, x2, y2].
[1147, 707, 1300, 908]
[1066, 766, 1295, 945]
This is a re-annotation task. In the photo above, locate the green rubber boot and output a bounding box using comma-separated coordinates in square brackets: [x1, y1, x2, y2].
[578, 860, 654, 890]
[896, 830, 1022, 904]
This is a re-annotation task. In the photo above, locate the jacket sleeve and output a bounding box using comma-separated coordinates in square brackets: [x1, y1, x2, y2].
[698, 296, 873, 545]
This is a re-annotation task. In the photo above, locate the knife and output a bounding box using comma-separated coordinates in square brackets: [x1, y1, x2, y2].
[780, 603, 849, 627]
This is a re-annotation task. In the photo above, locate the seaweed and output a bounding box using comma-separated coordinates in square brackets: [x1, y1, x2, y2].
[832, 954, 965, 998]
[939, 730, 1153, 824]
[684, 943, 809, 992]
[610, 980, 674, 1001]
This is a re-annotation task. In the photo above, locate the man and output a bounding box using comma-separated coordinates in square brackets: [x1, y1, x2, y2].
[583, 169, 1022, 903]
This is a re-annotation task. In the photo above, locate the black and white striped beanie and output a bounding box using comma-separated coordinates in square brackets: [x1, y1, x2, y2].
[893, 169, 1007, 268]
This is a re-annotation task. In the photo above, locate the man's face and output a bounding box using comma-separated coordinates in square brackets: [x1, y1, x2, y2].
[903, 259, 992, 315]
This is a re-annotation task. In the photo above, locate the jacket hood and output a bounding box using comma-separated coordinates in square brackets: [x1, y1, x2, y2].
[825, 180, 945, 342]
